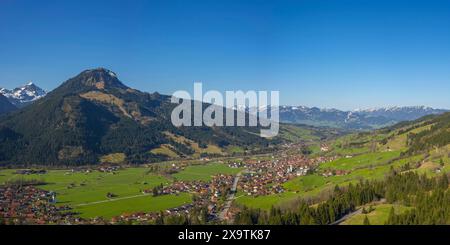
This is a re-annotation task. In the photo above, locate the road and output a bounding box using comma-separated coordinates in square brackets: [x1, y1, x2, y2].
[330, 208, 363, 225]
[330, 199, 387, 225]
[218, 171, 242, 221]
[74, 193, 151, 207]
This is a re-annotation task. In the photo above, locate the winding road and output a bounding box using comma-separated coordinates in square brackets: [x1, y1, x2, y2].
[218, 171, 242, 221]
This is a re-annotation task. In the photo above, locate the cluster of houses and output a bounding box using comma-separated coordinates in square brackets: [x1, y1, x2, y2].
[321, 169, 351, 177]
[228, 162, 244, 168]
[238, 155, 314, 196]
[0, 185, 77, 225]
[144, 180, 208, 196]
[112, 174, 238, 224]
[110, 203, 196, 224]
[136, 173, 236, 222]
[15, 169, 47, 175]
[320, 144, 330, 152]
[145, 174, 234, 201]
[98, 165, 121, 173]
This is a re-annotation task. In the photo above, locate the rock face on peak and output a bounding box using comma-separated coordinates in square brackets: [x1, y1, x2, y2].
[0, 69, 270, 166]
[0, 82, 47, 108]
[54, 68, 129, 94]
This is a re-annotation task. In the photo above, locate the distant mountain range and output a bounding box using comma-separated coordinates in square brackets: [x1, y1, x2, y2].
[0, 78, 446, 132]
[279, 105, 448, 130]
[0, 82, 47, 108]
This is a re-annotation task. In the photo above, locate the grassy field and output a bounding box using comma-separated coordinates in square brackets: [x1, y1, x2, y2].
[235, 191, 299, 210]
[0, 168, 191, 219]
[151, 144, 180, 158]
[319, 151, 401, 171]
[283, 175, 326, 192]
[74, 193, 191, 219]
[100, 153, 126, 164]
[280, 124, 321, 143]
[380, 124, 433, 151]
[172, 163, 242, 182]
[226, 145, 245, 154]
[341, 204, 412, 225]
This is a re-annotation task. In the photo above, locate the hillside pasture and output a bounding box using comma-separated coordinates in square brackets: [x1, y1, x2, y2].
[341, 204, 412, 225]
[319, 151, 401, 171]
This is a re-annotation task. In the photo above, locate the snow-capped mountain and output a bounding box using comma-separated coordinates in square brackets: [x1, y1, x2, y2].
[353, 106, 446, 121]
[0, 82, 47, 108]
[279, 105, 448, 130]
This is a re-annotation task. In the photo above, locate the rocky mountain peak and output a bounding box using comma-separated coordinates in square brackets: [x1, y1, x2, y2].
[74, 68, 128, 90]
[0, 81, 47, 108]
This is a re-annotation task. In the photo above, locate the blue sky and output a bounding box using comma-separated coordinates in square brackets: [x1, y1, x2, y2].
[1, 0, 450, 110]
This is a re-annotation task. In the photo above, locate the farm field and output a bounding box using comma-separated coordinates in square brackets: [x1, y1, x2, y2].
[172, 163, 243, 182]
[0, 168, 189, 219]
[74, 193, 192, 219]
[0, 162, 244, 219]
[319, 151, 401, 171]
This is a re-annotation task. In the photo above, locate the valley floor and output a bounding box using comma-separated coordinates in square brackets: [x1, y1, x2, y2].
[1, 120, 450, 224]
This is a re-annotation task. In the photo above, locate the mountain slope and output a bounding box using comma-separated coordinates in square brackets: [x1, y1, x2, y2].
[0, 68, 270, 166]
[0, 82, 47, 108]
[318, 110, 450, 161]
[403, 112, 450, 154]
[279, 106, 448, 130]
[0, 94, 17, 115]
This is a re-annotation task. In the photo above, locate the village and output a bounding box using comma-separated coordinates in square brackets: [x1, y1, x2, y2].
[0, 143, 348, 225]
[0, 185, 80, 225]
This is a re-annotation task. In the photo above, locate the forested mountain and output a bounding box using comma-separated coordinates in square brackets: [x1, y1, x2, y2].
[0, 94, 16, 115]
[403, 112, 450, 154]
[0, 68, 272, 166]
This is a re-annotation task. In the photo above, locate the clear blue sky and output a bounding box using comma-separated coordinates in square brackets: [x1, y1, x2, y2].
[1, 0, 450, 110]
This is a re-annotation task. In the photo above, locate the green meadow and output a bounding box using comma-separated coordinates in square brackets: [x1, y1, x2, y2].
[319, 151, 401, 171]
[0, 163, 243, 219]
[341, 204, 412, 225]
[172, 163, 243, 182]
[75, 193, 192, 219]
[0, 168, 189, 219]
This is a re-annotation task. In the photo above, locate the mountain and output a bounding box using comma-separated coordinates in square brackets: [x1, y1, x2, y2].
[400, 112, 450, 155]
[0, 68, 271, 166]
[0, 94, 17, 115]
[279, 105, 448, 130]
[0, 82, 47, 108]
[354, 106, 448, 121]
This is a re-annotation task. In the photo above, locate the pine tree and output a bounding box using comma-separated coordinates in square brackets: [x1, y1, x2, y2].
[152, 187, 159, 197]
[362, 207, 367, 214]
[438, 173, 448, 189]
[363, 216, 370, 225]
[386, 206, 395, 225]
[334, 185, 341, 195]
